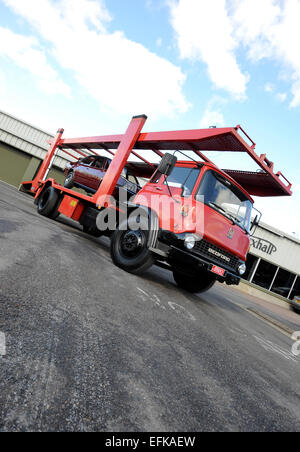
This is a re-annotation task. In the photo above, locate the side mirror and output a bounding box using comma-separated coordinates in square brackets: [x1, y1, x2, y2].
[251, 215, 259, 230]
[157, 153, 177, 177]
[250, 209, 262, 234]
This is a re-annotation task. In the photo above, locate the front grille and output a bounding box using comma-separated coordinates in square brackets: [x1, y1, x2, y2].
[193, 239, 240, 272]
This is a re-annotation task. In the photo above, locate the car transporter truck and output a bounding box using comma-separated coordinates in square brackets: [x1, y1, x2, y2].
[21, 115, 292, 294]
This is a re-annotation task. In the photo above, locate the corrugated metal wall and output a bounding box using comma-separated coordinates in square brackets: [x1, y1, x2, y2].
[0, 110, 73, 171]
[0, 142, 32, 187]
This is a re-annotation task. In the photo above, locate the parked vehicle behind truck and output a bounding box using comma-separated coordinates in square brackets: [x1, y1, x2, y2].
[21, 115, 293, 294]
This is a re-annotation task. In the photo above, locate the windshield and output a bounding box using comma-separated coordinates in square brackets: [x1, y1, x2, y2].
[196, 170, 253, 232]
[163, 166, 200, 197]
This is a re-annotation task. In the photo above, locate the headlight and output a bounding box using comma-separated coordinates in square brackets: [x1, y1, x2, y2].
[238, 263, 247, 276]
[184, 235, 196, 250]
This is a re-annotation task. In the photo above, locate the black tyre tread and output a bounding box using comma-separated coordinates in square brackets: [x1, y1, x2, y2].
[49, 198, 62, 220]
[37, 187, 59, 218]
[173, 270, 216, 294]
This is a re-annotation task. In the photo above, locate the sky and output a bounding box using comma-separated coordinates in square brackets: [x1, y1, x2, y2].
[0, 0, 299, 236]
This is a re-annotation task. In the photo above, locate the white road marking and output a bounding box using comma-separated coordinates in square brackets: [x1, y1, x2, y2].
[168, 302, 196, 321]
[254, 335, 298, 363]
[291, 331, 300, 357]
[137, 287, 151, 303]
[137, 288, 195, 319]
[152, 294, 166, 310]
[137, 288, 166, 311]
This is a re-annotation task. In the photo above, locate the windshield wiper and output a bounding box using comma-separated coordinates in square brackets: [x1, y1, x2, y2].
[209, 202, 229, 215]
[208, 202, 223, 211]
[211, 203, 249, 232]
[208, 202, 239, 226]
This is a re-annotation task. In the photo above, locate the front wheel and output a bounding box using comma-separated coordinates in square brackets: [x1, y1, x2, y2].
[173, 270, 216, 294]
[110, 212, 155, 275]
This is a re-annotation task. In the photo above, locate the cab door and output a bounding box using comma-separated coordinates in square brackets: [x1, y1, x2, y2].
[88, 158, 107, 191]
[74, 156, 95, 186]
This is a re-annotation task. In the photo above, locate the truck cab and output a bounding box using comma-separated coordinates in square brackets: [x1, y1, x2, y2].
[132, 161, 253, 292]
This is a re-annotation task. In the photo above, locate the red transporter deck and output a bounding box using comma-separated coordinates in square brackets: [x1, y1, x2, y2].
[21, 115, 293, 211]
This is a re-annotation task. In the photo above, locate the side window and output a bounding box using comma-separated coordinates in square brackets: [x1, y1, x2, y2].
[127, 173, 139, 185]
[81, 156, 94, 166]
[93, 158, 105, 169]
[104, 159, 112, 170]
[164, 167, 200, 197]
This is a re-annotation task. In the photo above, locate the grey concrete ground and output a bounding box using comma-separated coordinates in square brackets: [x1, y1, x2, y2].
[0, 180, 300, 432]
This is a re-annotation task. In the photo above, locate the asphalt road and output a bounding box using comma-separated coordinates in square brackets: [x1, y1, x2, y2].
[0, 180, 300, 432]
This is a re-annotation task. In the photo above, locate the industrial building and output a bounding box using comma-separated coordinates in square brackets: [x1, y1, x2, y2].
[0, 109, 68, 188]
[0, 108, 299, 303]
[242, 222, 300, 301]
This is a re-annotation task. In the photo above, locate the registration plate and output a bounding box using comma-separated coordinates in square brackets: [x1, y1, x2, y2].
[211, 265, 226, 277]
[296, 299, 300, 305]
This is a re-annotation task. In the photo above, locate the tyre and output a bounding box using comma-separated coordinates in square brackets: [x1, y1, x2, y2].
[173, 269, 216, 294]
[49, 197, 62, 220]
[110, 210, 155, 275]
[37, 187, 59, 218]
[64, 171, 74, 189]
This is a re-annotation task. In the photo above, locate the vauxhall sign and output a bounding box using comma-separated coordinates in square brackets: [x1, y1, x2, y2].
[250, 236, 277, 256]
[249, 224, 299, 276]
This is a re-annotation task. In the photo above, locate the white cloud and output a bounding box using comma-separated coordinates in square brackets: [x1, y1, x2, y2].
[2, 0, 189, 119]
[232, 0, 300, 108]
[0, 68, 6, 96]
[156, 37, 163, 47]
[169, 0, 300, 108]
[276, 92, 287, 102]
[265, 82, 275, 93]
[169, 0, 249, 99]
[0, 26, 70, 97]
[200, 109, 225, 129]
[200, 97, 227, 128]
[265, 84, 287, 102]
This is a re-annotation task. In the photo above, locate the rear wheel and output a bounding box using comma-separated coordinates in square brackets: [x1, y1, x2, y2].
[110, 211, 155, 275]
[37, 187, 59, 218]
[64, 171, 74, 189]
[173, 269, 216, 294]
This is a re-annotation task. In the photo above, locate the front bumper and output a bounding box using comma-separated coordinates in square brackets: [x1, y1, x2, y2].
[158, 230, 241, 286]
[167, 245, 241, 286]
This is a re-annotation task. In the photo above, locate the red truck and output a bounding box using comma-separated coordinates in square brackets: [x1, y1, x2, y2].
[21, 115, 292, 294]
